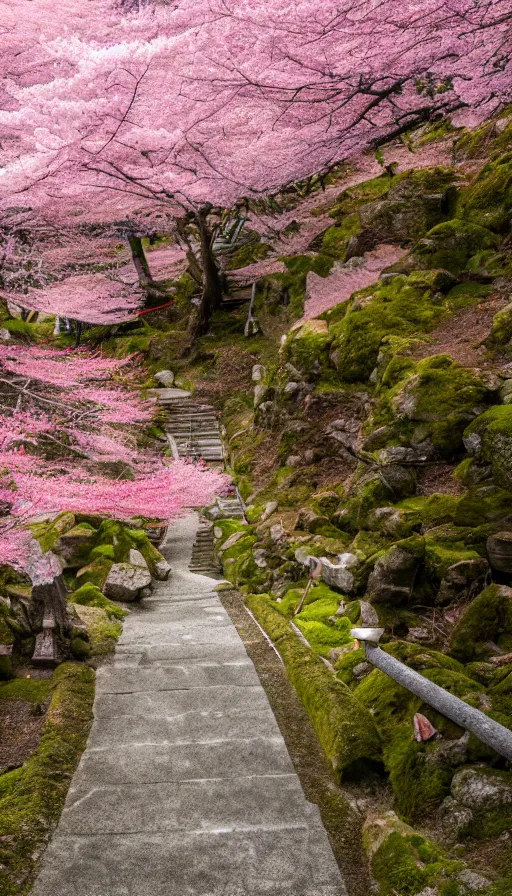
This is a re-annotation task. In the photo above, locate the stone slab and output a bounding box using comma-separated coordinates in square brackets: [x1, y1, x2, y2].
[31, 828, 346, 896]
[60, 775, 309, 834]
[71, 736, 295, 786]
[94, 684, 271, 718]
[95, 661, 259, 693]
[114, 643, 247, 663]
[85, 707, 283, 750]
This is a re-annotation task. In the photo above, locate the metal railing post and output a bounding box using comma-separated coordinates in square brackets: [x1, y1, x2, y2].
[351, 627, 512, 761]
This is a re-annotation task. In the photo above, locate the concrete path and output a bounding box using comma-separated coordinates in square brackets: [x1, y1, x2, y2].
[31, 513, 346, 896]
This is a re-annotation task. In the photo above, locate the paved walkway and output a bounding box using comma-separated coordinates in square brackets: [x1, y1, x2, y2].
[31, 513, 346, 896]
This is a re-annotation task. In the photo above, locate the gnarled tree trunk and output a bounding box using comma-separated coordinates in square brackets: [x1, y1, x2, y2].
[189, 208, 223, 339]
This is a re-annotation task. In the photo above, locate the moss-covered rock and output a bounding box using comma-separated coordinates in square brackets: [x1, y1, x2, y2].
[450, 584, 512, 662]
[283, 318, 332, 377]
[358, 166, 458, 243]
[375, 355, 491, 457]
[328, 274, 448, 383]
[363, 810, 469, 896]
[464, 406, 512, 491]
[458, 151, 512, 234]
[68, 583, 127, 621]
[411, 218, 500, 274]
[246, 594, 382, 779]
[75, 558, 113, 589]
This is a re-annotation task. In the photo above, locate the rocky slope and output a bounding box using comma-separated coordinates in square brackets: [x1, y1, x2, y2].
[192, 114, 512, 894]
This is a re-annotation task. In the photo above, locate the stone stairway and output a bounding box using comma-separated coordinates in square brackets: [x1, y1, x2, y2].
[156, 388, 224, 463]
[154, 387, 246, 523]
[30, 513, 347, 896]
[188, 517, 221, 576]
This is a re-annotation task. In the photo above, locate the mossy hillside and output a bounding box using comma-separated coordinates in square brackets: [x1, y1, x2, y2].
[319, 214, 361, 259]
[327, 272, 472, 384]
[245, 593, 382, 779]
[0, 664, 94, 896]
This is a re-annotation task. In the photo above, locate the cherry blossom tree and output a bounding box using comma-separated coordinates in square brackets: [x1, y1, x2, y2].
[0, 0, 509, 332]
[0, 344, 226, 574]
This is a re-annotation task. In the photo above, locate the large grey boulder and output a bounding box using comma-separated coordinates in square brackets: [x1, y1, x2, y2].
[104, 562, 152, 602]
[451, 766, 512, 810]
[320, 554, 359, 594]
[367, 539, 424, 605]
[487, 531, 512, 574]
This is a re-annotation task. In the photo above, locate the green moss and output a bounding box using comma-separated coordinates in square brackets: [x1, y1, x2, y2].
[455, 486, 512, 527]
[266, 252, 334, 317]
[329, 275, 450, 383]
[70, 636, 90, 660]
[0, 663, 94, 896]
[450, 584, 512, 662]
[376, 355, 490, 457]
[0, 677, 52, 703]
[90, 544, 116, 561]
[412, 218, 500, 275]
[283, 318, 331, 377]
[464, 406, 512, 490]
[425, 537, 480, 579]
[458, 152, 512, 233]
[75, 558, 113, 589]
[366, 815, 465, 896]
[320, 214, 361, 259]
[246, 594, 382, 779]
[487, 303, 512, 346]
[69, 583, 127, 620]
[224, 240, 271, 270]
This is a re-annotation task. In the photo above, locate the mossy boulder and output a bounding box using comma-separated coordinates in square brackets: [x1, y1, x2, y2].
[464, 406, 512, 491]
[486, 303, 512, 347]
[454, 486, 512, 528]
[379, 355, 491, 457]
[283, 319, 331, 377]
[363, 810, 470, 896]
[328, 262, 483, 388]
[55, 524, 97, 568]
[448, 766, 512, 841]
[246, 594, 382, 779]
[450, 584, 512, 662]
[358, 166, 458, 243]
[366, 536, 425, 606]
[75, 558, 113, 590]
[458, 151, 512, 234]
[68, 583, 127, 621]
[411, 218, 500, 275]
